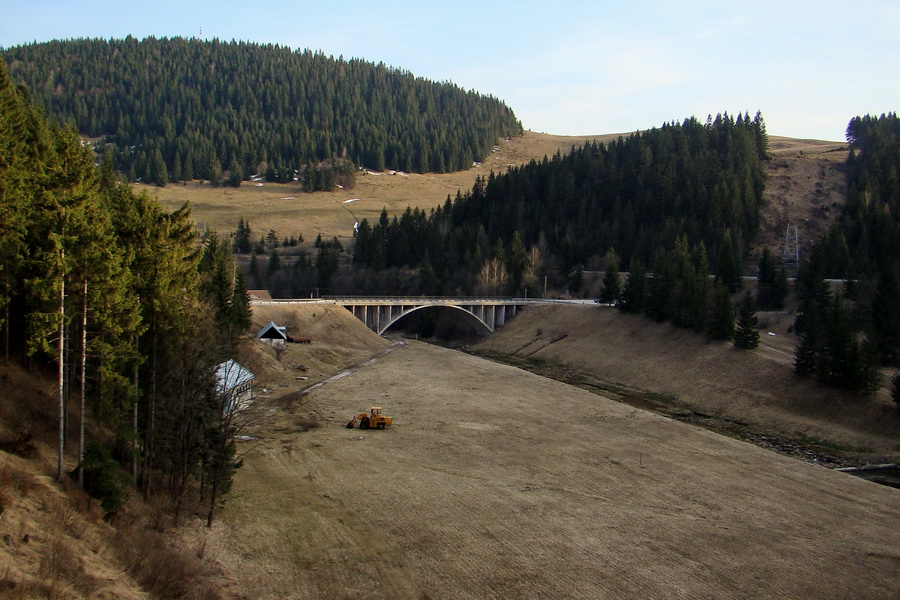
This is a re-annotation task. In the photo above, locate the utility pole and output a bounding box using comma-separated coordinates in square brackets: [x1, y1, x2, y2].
[783, 225, 799, 268]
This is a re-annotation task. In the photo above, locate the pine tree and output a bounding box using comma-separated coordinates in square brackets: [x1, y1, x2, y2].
[734, 290, 759, 348]
[869, 268, 900, 364]
[247, 251, 259, 287]
[419, 256, 439, 296]
[149, 148, 168, 186]
[619, 259, 647, 314]
[507, 231, 527, 290]
[794, 301, 822, 376]
[715, 230, 741, 293]
[233, 218, 252, 254]
[600, 248, 621, 305]
[707, 283, 735, 340]
[268, 249, 281, 277]
[756, 248, 778, 309]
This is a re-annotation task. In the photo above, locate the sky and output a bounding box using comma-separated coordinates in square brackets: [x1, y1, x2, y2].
[2, 0, 897, 142]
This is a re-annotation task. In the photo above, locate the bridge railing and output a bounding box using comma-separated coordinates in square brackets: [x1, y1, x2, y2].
[252, 296, 585, 305]
[325, 296, 586, 303]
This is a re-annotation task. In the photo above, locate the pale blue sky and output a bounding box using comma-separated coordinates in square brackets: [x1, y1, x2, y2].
[2, 0, 897, 141]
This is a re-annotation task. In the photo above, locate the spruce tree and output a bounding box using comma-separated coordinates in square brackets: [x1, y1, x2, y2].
[707, 283, 735, 341]
[756, 248, 778, 309]
[794, 301, 822, 376]
[600, 248, 621, 305]
[715, 230, 741, 293]
[619, 259, 647, 314]
[869, 268, 900, 364]
[268, 249, 281, 277]
[734, 290, 759, 348]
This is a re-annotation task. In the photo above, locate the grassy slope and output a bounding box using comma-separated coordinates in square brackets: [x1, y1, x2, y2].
[474, 304, 900, 462]
[185, 303, 900, 599]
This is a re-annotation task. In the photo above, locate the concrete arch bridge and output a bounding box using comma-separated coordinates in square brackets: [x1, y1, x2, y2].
[252, 297, 573, 336]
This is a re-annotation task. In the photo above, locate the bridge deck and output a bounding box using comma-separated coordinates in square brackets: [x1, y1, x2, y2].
[250, 297, 578, 335]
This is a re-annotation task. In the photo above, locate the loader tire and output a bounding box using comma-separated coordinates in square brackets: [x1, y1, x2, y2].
[360, 419, 370, 430]
[377, 422, 385, 430]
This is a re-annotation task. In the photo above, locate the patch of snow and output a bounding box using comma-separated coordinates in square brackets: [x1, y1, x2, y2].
[343, 198, 360, 204]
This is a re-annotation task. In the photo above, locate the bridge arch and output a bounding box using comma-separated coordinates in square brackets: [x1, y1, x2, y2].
[338, 298, 528, 336]
[378, 303, 493, 336]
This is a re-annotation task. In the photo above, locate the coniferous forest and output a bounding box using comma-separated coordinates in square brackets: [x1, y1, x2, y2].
[791, 113, 900, 392]
[343, 113, 767, 300]
[0, 37, 523, 185]
[0, 58, 250, 522]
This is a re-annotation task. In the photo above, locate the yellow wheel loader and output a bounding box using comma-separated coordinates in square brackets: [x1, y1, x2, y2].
[346, 407, 392, 430]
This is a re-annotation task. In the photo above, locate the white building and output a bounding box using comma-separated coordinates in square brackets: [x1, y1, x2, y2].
[215, 359, 255, 414]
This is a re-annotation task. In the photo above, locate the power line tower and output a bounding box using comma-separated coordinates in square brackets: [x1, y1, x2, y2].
[783, 225, 799, 268]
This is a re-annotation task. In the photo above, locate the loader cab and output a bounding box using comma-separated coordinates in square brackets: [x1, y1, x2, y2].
[347, 406, 392, 430]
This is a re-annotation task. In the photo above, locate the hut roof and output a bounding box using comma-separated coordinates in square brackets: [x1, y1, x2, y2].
[257, 320, 288, 340]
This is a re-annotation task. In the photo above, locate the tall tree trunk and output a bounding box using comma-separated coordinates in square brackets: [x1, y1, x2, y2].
[206, 476, 218, 528]
[132, 336, 139, 480]
[56, 267, 65, 482]
[142, 322, 158, 497]
[3, 300, 8, 361]
[78, 280, 87, 488]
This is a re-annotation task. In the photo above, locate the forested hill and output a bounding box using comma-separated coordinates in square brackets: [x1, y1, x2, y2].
[348, 112, 768, 296]
[1, 37, 523, 183]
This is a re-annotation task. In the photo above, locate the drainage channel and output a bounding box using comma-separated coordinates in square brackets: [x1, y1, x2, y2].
[836, 464, 900, 489]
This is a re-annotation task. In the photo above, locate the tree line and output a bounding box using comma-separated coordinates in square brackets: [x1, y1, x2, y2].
[1, 37, 523, 185]
[790, 113, 900, 395]
[0, 58, 250, 523]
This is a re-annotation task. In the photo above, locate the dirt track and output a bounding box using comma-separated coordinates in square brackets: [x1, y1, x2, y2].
[196, 306, 900, 599]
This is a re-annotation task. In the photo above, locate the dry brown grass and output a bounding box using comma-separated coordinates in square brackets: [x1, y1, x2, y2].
[476, 304, 900, 460]
[0, 360, 228, 600]
[194, 302, 900, 599]
[0, 457, 126, 600]
[112, 516, 223, 600]
[145, 131, 617, 245]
